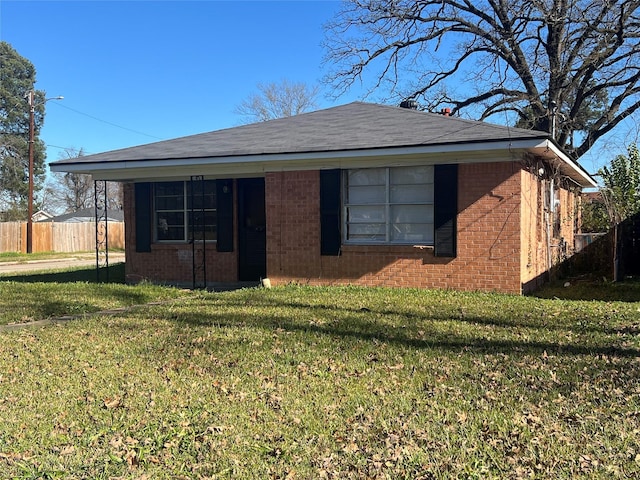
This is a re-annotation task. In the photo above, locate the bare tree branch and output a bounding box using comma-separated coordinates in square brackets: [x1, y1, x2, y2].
[235, 80, 320, 124]
[324, 0, 640, 160]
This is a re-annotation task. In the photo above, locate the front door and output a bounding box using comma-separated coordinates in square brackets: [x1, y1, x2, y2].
[238, 178, 266, 281]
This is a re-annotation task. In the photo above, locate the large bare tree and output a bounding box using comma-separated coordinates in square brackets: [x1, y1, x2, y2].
[323, 0, 640, 159]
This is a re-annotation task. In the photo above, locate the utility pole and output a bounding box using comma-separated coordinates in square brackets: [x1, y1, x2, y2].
[27, 91, 35, 254]
[25, 91, 63, 253]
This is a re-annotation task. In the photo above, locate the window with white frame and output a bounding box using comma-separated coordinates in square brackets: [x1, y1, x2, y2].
[154, 180, 217, 242]
[343, 166, 434, 244]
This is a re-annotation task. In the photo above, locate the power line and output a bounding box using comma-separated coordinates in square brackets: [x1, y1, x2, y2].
[46, 144, 94, 154]
[51, 102, 165, 141]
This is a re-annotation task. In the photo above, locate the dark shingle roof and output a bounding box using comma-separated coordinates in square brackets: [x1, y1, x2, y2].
[52, 102, 549, 165]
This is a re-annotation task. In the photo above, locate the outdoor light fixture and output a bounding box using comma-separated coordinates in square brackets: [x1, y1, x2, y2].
[26, 91, 63, 253]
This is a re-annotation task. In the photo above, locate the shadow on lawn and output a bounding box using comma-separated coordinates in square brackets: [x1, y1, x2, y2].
[0, 263, 125, 284]
[193, 292, 636, 338]
[162, 300, 640, 359]
[533, 278, 640, 302]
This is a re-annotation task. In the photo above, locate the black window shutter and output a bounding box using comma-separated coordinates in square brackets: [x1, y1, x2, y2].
[434, 164, 458, 257]
[216, 179, 234, 252]
[134, 182, 152, 253]
[320, 169, 341, 256]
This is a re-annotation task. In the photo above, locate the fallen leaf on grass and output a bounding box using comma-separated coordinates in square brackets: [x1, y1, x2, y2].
[343, 441, 360, 454]
[103, 396, 122, 409]
[0, 451, 29, 462]
[126, 449, 139, 467]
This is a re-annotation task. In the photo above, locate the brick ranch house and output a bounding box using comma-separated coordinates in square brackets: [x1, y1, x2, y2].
[50, 102, 596, 294]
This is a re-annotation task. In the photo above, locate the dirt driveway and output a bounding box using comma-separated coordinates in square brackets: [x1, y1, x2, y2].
[0, 253, 125, 275]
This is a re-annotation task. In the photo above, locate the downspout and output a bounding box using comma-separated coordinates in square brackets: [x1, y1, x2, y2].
[545, 178, 554, 276]
[546, 210, 553, 275]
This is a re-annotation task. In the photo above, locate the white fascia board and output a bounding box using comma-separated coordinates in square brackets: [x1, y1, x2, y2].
[50, 138, 546, 181]
[529, 141, 597, 188]
[51, 137, 597, 188]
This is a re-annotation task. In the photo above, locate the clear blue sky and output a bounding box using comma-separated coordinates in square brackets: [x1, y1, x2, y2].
[0, 0, 631, 175]
[1, 0, 362, 166]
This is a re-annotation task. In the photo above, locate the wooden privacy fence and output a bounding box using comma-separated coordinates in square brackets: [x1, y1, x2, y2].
[0, 221, 125, 253]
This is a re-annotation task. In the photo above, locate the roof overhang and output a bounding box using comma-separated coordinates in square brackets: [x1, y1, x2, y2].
[525, 140, 597, 187]
[50, 138, 597, 188]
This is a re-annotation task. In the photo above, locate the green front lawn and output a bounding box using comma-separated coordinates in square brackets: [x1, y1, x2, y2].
[0, 282, 639, 478]
[0, 264, 187, 326]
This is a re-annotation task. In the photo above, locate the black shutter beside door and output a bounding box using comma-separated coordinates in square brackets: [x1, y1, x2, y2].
[134, 182, 152, 253]
[216, 179, 234, 252]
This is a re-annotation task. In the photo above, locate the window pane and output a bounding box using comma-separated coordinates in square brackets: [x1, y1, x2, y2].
[343, 166, 436, 245]
[155, 182, 185, 241]
[391, 205, 434, 223]
[390, 185, 434, 203]
[391, 223, 434, 243]
[156, 212, 185, 241]
[155, 196, 184, 211]
[155, 182, 183, 196]
[348, 223, 385, 241]
[348, 205, 385, 223]
[391, 166, 434, 184]
[155, 181, 184, 211]
[348, 168, 385, 186]
[347, 185, 385, 204]
[187, 180, 217, 209]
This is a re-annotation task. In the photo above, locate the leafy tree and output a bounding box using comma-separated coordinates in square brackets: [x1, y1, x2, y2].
[324, 0, 640, 159]
[0, 41, 47, 219]
[235, 79, 319, 123]
[598, 144, 640, 225]
[580, 194, 609, 233]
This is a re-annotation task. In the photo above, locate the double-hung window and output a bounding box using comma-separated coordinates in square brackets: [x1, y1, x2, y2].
[344, 166, 434, 244]
[153, 180, 217, 242]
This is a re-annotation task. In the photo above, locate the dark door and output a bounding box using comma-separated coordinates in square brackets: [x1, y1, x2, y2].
[238, 178, 266, 281]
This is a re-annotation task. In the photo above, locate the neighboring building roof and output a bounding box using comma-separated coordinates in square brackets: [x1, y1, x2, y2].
[583, 191, 604, 203]
[40, 208, 124, 223]
[50, 101, 597, 187]
[32, 210, 54, 222]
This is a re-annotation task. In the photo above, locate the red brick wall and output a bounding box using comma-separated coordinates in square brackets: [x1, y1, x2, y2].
[122, 162, 569, 294]
[520, 170, 546, 291]
[123, 183, 238, 286]
[520, 170, 581, 292]
[265, 171, 322, 277]
[265, 162, 524, 294]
